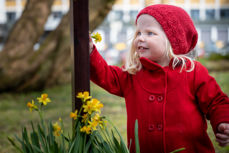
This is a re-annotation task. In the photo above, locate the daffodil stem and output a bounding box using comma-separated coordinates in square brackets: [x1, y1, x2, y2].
[72, 106, 83, 138]
[83, 133, 86, 152]
[38, 110, 45, 129]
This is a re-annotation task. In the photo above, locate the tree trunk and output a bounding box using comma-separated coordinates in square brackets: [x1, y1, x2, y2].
[0, 0, 115, 92]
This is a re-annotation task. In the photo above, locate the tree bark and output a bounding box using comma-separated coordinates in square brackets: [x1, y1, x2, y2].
[0, 0, 115, 92]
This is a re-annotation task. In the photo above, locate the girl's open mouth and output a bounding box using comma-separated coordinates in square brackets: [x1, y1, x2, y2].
[138, 46, 149, 52]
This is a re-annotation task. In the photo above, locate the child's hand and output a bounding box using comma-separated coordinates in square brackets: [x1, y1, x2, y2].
[89, 34, 94, 54]
[216, 123, 229, 147]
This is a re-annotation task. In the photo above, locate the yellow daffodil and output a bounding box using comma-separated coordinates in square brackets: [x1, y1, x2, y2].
[53, 122, 62, 136]
[37, 93, 51, 105]
[82, 98, 104, 114]
[91, 32, 102, 43]
[27, 100, 38, 112]
[99, 120, 107, 129]
[91, 113, 106, 129]
[91, 99, 103, 113]
[82, 101, 94, 114]
[76, 91, 91, 102]
[89, 120, 99, 131]
[93, 113, 100, 121]
[80, 125, 91, 134]
[81, 114, 88, 123]
[70, 110, 78, 120]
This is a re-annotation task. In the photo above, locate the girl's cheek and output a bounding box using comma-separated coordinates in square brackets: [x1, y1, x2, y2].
[133, 39, 138, 48]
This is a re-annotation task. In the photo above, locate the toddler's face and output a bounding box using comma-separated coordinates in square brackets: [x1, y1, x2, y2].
[134, 14, 170, 66]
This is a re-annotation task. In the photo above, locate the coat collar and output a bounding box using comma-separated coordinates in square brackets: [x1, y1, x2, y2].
[139, 57, 171, 71]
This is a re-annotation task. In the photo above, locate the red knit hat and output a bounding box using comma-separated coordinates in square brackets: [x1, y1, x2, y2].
[136, 4, 198, 55]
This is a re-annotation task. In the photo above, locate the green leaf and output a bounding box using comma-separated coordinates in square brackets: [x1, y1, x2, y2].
[31, 144, 43, 153]
[22, 127, 33, 153]
[77, 133, 84, 153]
[48, 121, 55, 152]
[30, 132, 40, 153]
[30, 123, 40, 153]
[170, 147, 186, 153]
[128, 139, 132, 151]
[68, 137, 76, 153]
[37, 124, 48, 153]
[85, 137, 92, 153]
[106, 118, 129, 152]
[7, 137, 24, 153]
[60, 134, 66, 153]
[111, 130, 121, 149]
[134, 120, 140, 153]
[15, 133, 29, 153]
[53, 141, 59, 153]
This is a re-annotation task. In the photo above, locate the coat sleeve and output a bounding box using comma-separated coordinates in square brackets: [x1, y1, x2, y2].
[194, 61, 229, 134]
[90, 45, 127, 97]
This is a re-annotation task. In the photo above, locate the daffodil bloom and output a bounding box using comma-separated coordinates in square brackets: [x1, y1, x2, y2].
[37, 93, 51, 105]
[82, 101, 94, 114]
[91, 99, 103, 113]
[80, 125, 91, 134]
[27, 100, 38, 112]
[53, 122, 62, 136]
[83, 99, 104, 114]
[70, 110, 78, 120]
[81, 114, 88, 123]
[76, 91, 91, 102]
[99, 120, 107, 129]
[91, 113, 106, 129]
[89, 120, 99, 131]
[91, 32, 102, 43]
[93, 113, 100, 121]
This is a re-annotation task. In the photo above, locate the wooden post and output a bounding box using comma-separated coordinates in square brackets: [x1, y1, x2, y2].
[70, 0, 90, 113]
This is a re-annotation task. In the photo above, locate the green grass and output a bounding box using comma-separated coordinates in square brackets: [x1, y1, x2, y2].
[0, 70, 229, 153]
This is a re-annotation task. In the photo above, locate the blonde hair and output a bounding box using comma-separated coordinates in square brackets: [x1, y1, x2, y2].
[122, 32, 195, 74]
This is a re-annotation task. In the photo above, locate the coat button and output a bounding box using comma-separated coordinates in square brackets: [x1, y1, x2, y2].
[148, 95, 155, 102]
[148, 124, 154, 131]
[157, 124, 163, 131]
[157, 95, 164, 102]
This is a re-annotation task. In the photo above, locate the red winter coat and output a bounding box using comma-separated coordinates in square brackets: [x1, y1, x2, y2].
[90, 46, 229, 153]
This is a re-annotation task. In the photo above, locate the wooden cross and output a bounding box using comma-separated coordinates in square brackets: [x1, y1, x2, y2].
[70, 0, 90, 113]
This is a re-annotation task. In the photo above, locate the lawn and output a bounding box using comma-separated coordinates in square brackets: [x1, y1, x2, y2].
[0, 70, 229, 153]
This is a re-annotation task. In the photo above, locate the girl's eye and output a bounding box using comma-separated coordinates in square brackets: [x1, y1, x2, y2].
[137, 32, 141, 36]
[148, 32, 154, 36]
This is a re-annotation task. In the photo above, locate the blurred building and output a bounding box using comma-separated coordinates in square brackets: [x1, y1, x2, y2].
[0, 0, 69, 50]
[0, 0, 229, 60]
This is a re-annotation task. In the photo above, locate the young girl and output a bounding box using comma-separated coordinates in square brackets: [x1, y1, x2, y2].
[89, 4, 229, 153]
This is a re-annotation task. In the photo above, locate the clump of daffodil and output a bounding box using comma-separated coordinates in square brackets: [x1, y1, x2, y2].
[37, 93, 51, 105]
[72, 91, 106, 135]
[10, 91, 133, 153]
[91, 32, 102, 43]
[27, 100, 38, 112]
[53, 122, 62, 136]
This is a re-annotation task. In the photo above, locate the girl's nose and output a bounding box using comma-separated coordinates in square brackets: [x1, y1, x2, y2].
[138, 34, 145, 42]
